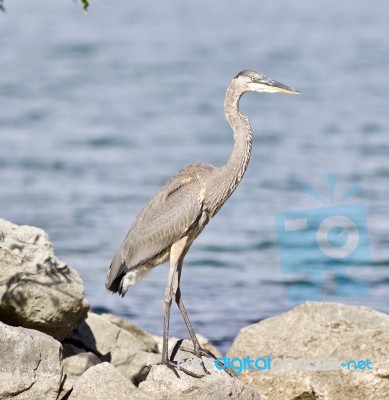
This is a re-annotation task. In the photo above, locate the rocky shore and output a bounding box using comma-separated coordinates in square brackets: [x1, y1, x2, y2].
[0, 218, 388, 400]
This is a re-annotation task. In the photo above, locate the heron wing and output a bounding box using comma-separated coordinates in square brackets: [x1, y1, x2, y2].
[106, 162, 215, 291]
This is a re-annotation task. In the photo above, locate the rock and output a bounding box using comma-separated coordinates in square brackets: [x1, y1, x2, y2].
[129, 364, 261, 400]
[62, 343, 86, 358]
[153, 334, 222, 359]
[69, 362, 136, 400]
[228, 302, 389, 400]
[120, 351, 161, 385]
[0, 219, 89, 340]
[63, 351, 102, 377]
[68, 313, 225, 385]
[0, 321, 63, 400]
[101, 313, 158, 353]
[68, 312, 150, 380]
[60, 346, 103, 398]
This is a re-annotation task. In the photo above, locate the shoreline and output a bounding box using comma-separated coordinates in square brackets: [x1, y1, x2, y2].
[1, 218, 388, 400]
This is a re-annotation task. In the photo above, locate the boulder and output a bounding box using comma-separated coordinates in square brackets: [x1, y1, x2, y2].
[120, 351, 161, 385]
[130, 364, 262, 400]
[62, 342, 87, 358]
[63, 351, 102, 377]
[68, 313, 225, 385]
[228, 302, 389, 400]
[0, 219, 89, 340]
[61, 346, 102, 396]
[101, 313, 159, 353]
[68, 312, 151, 380]
[69, 362, 136, 400]
[0, 321, 63, 400]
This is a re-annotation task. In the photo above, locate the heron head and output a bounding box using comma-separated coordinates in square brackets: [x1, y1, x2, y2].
[235, 70, 300, 95]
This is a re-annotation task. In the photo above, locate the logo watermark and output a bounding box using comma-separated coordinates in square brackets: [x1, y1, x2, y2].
[214, 356, 373, 375]
[276, 174, 371, 301]
[175, 353, 373, 376]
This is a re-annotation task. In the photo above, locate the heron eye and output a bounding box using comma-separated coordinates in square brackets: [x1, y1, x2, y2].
[251, 76, 256, 82]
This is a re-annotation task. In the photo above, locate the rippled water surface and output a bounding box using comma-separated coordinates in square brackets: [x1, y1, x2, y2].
[1, 1, 389, 353]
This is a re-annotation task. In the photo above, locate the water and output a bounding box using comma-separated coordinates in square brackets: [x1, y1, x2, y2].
[1, 0, 389, 354]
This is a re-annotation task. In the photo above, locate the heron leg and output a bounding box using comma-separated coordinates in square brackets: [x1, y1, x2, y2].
[172, 262, 204, 353]
[172, 254, 234, 377]
[171, 256, 225, 377]
[161, 237, 205, 378]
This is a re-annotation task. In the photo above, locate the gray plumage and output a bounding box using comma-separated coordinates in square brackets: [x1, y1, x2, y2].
[107, 162, 214, 294]
[106, 69, 299, 376]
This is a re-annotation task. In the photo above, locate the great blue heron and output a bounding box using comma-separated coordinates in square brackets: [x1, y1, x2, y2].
[106, 70, 299, 377]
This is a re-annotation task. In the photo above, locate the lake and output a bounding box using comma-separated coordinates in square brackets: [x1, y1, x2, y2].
[1, 0, 389, 353]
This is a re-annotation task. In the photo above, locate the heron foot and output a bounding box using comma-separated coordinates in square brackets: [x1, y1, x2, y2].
[179, 345, 217, 360]
[160, 358, 206, 379]
[179, 346, 234, 377]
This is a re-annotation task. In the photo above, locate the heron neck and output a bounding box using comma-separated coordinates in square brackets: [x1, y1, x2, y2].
[205, 82, 252, 217]
[222, 83, 252, 195]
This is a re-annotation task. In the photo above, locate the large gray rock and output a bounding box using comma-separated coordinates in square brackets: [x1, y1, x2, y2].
[63, 351, 102, 379]
[0, 321, 63, 400]
[61, 347, 102, 396]
[228, 302, 389, 400]
[121, 351, 161, 385]
[130, 364, 261, 400]
[101, 313, 159, 353]
[68, 312, 151, 381]
[0, 219, 89, 340]
[69, 362, 136, 400]
[68, 313, 225, 386]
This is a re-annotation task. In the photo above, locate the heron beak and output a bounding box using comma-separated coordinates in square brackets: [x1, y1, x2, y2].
[262, 78, 300, 94]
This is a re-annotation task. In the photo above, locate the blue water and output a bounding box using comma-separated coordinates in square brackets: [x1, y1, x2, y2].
[1, 0, 389, 353]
